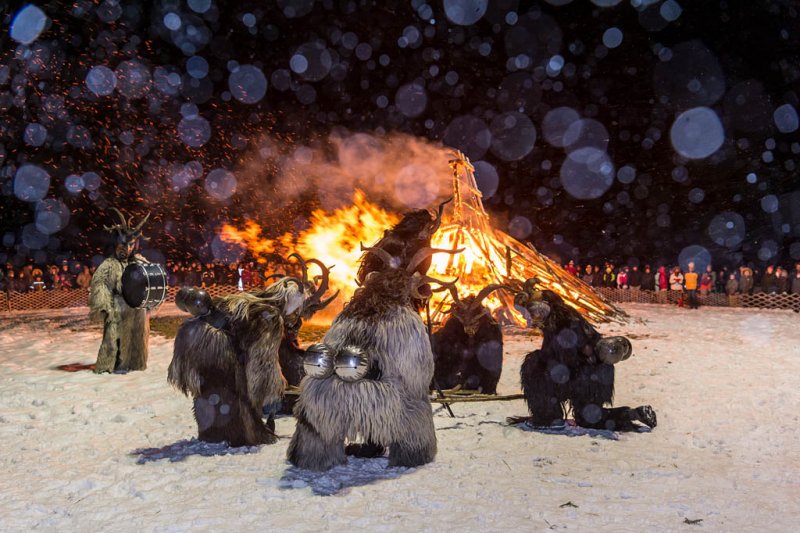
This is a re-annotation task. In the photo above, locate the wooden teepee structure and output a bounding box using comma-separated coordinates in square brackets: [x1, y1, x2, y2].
[427, 151, 626, 324]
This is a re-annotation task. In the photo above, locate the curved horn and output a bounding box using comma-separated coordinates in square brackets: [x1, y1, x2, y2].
[359, 242, 398, 268]
[472, 284, 511, 309]
[406, 247, 465, 273]
[411, 274, 459, 301]
[306, 258, 331, 302]
[132, 211, 151, 234]
[419, 274, 459, 288]
[432, 197, 453, 231]
[288, 253, 309, 285]
[315, 290, 340, 310]
[104, 207, 129, 234]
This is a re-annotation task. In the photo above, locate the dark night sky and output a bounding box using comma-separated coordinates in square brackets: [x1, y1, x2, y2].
[1, 0, 799, 270]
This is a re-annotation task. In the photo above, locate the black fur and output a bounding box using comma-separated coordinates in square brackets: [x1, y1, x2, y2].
[192, 366, 277, 447]
[432, 305, 503, 394]
[356, 209, 439, 285]
[517, 288, 656, 431]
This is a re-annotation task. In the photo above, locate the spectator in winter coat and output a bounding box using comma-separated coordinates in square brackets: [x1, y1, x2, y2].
[582, 264, 594, 285]
[565, 260, 578, 276]
[616, 267, 629, 289]
[739, 267, 754, 294]
[669, 267, 684, 291]
[602, 265, 616, 288]
[699, 266, 714, 296]
[791, 270, 800, 295]
[201, 264, 216, 288]
[683, 262, 699, 309]
[761, 265, 777, 293]
[628, 265, 642, 290]
[776, 267, 789, 293]
[657, 266, 669, 291]
[725, 273, 739, 306]
[76, 265, 92, 290]
[59, 263, 75, 289]
[725, 273, 739, 295]
[31, 269, 46, 291]
[592, 265, 603, 287]
[641, 265, 655, 291]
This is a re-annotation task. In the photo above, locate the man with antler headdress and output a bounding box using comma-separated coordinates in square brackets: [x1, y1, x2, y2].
[89, 208, 151, 374]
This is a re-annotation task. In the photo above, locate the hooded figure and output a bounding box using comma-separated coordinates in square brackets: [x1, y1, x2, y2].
[89, 208, 151, 374]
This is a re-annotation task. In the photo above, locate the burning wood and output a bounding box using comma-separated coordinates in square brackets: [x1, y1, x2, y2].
[220, 152, 624, 325]
[427, 151, 625, 325]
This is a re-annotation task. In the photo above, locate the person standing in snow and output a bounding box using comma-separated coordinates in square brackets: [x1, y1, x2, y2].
[89, 208, 152, 374]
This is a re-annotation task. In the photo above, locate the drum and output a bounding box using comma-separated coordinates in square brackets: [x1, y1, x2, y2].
[122, 263, 168, 309]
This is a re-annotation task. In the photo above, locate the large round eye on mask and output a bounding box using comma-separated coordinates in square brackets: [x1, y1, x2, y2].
[303, 343, 335, 379]
[334, 345, 370, 382]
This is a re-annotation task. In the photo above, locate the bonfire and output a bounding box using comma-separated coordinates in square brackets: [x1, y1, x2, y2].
[428, 151, 625, 324]
[220, 151, 624, 325]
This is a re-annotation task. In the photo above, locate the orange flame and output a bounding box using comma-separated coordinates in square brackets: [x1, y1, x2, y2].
[220, 190, 399, 312]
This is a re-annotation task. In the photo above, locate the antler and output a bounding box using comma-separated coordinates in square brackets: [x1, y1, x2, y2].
[131, 211, 151, 234]
[406, 246, 464, 273]
[288, 253, 309, 285]
[431, 197, 453, 232]
[447, 284, 462, 306]
[103, 207, 130, 233]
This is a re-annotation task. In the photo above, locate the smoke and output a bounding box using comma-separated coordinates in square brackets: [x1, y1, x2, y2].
[239, 130, 456, 215]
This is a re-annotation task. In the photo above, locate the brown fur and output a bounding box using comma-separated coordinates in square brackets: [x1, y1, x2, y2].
[89, 256, 149, 373]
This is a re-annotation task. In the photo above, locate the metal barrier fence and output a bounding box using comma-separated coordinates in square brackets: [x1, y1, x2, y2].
[1, 286, 799, 313]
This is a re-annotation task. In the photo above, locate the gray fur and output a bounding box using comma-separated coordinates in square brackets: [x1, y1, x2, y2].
[89, 256, 149, 373]
[288, 306, 437, 471]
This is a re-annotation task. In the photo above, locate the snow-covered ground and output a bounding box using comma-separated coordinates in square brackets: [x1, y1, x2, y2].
[0, 303, 798, 532]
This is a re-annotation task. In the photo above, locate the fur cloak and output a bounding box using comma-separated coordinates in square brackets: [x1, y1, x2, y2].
[168, 291, 288, 446]
[288, 269, 437, 471]
[89, 256, 149, 373]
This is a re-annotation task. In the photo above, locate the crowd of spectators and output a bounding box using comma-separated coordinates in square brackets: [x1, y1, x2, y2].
[562, 259, 800, 303]
[3, 256, 800, 307]
[0, 258, 297, 295]
[1, 260, 94, 293]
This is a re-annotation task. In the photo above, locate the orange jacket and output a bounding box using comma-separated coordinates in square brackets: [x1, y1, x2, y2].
[684, 271, 699, 290]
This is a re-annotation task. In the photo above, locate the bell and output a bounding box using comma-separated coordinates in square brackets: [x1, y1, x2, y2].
[303, 343, 335, 379]
[594, 336, 633, 365]
[184, 288, 211, 316]
[334, 345, 370, 382]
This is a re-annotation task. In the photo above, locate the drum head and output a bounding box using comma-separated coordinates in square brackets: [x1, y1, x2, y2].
[122, 264, 147, 308]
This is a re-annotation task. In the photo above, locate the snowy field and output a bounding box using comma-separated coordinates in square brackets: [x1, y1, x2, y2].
[0, 303, 798, 532]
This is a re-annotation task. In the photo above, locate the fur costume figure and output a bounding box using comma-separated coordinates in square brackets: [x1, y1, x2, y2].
[513, 278, 657, 431]
[89, 208, 151, 374]
[432, 284, 507, 394]
[288, 246, 461, 471]
[168, 260, 336, 447]
[273, 258, 339, 414]
[356, 198, 450, 285]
